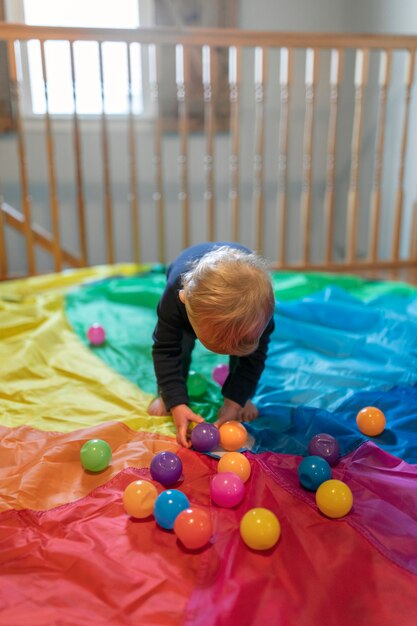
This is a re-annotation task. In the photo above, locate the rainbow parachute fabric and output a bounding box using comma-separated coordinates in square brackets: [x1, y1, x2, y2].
[1, 265, 417, 626]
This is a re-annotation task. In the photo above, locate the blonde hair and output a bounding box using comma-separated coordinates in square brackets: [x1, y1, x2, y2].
[181, 246, 275, 356]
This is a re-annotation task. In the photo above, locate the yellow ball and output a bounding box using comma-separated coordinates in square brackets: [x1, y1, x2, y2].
[219, 421, 248, 451]
[218, 452, 251, 483]
[123, 480, 158, 519]
[315, 479, 353, 519]
[356, 406, 386, 436]
[240, 507, 281, 550]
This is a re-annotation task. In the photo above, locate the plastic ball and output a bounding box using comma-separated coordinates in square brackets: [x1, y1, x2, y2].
[356, 406, 386, 437]
[87, 323, 106, 346]
[307, 433, 340, 466]
[316, 479, 353, 519]
[187, 371, 208, 398]
[190, 423, 220, 452]
[298, 456, 332, 491]
[80, 439, 112, 472]
[153, 489, 190, 530]
[240, 508, 281, 551]
[212, 364, 230, 386]
[150, 451, 183, 487]
[210, 472, 245, 508]
[218, 452, 251, 483]
[219, 421, 248, 452]
[123, 480, 158, 519]
[174, 507, 213, 550]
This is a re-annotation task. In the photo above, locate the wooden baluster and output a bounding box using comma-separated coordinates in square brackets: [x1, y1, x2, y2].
[126, 42, 140, 263]
[229, 46, 241, 242]
[40, 40, 62, 271]
[0, 196, 7, 277]
[346, 48, 369, 263]
[411, 202, 417, 261]
[149, 44, 165, 263]
[69, 41, 87, 267]
[253, 46, 267, 253]
[392, 50, 415, 262]
[324, 49, 343, 264]
[203, 45, 215, 241]
[301, 48, 318, 264]
[8, 40, 35, 275]
[369, 50, 391, 264]
[277, 47, 293, 266]
[176, 44, 190, 250]
[98, 42, 114, 264]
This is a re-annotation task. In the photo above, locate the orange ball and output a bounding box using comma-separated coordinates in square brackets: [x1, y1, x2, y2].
[218, 451, 251, 483]
[356, 406, 386, 437]
[123, 480, 158, 518]
[219, 421, 248, 451]
[174, 507, 213, 550]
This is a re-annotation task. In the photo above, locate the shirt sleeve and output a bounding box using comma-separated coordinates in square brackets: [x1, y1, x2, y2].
[221, 315, 275, 407]
[152, 287, 190, 411]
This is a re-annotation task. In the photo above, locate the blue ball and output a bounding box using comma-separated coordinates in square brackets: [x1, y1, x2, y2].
[153, 489, 190, 530]
[298, 456, 331, 491]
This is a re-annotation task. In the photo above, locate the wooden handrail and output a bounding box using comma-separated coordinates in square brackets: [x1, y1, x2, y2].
[2, 24, 417, 49]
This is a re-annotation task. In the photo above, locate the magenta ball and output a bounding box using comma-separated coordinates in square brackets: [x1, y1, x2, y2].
[308, 433, 340, 466]
[150, 451, 183, 487]
[191, 423, 220, 452]
[87, 323, 106, 346]
[212, 364, 230, 386]
[210, 472, 245, 508]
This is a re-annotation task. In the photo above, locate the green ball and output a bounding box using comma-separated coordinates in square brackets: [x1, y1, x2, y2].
[80, 439, 112, 472]
[187, 371, 208, 398]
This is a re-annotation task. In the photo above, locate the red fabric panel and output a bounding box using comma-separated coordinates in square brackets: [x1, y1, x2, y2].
[0, 449, 416, 626]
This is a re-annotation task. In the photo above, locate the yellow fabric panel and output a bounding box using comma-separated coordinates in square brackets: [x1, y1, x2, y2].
[0, 263, 147, 297]
[0, 267, 175, 436]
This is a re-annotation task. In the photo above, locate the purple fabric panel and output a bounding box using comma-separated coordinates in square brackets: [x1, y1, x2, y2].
[255, 441, 417, 574]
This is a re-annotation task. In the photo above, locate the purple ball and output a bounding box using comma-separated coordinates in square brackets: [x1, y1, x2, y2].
[150, 451, 183, 487]
[308, 433, 340, 466]
[191, 423, 220, 452]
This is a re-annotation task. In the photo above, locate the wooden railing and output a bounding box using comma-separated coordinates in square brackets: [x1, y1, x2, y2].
[1, 24, 417, 278]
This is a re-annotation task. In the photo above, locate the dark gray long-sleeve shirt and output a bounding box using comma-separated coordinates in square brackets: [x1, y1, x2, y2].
[152, 243, 275, 410]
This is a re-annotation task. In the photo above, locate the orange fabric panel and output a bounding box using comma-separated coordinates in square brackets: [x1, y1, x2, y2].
[0, 422, 177, 511]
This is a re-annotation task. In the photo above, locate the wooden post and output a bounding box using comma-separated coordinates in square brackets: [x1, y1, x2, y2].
[40, 40, 62, 271]
[324, 49, 343, 264]
[301, 48, 318, 264]
[253, 46, 267, 253]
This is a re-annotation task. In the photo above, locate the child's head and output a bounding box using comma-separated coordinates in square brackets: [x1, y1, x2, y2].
[180, 246, 275, 356]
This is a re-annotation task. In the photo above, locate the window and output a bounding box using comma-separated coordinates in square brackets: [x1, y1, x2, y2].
[11, 0, 150, 115]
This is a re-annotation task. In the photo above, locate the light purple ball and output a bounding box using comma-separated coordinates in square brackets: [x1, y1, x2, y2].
[87, 323, 106, 346]
[212, 364, 230, 386]
[191, 423, 220, 452]
[150, 451, 183, 487]
[307, 433, 340, 466]
[210, 472, 245, 508]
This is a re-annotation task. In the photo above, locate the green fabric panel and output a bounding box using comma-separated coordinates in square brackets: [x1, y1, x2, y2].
[65, 269, 417, 421]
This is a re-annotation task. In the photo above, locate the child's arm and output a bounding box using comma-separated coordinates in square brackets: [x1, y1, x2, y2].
[220, 316, 275, 416]
[152, 289, 204, 446]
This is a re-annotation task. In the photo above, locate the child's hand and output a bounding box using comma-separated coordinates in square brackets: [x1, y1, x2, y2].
[171, 404, 205, 448]
[215, 398, 243, 426]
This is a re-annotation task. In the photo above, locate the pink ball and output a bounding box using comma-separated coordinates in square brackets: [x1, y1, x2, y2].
[210, 472, 245, 508]
[212, 364, 230, 386]
[87, 323, 106, 346]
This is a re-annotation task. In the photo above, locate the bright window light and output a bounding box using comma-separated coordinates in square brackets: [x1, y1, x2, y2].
[23, 0, 143, 115]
